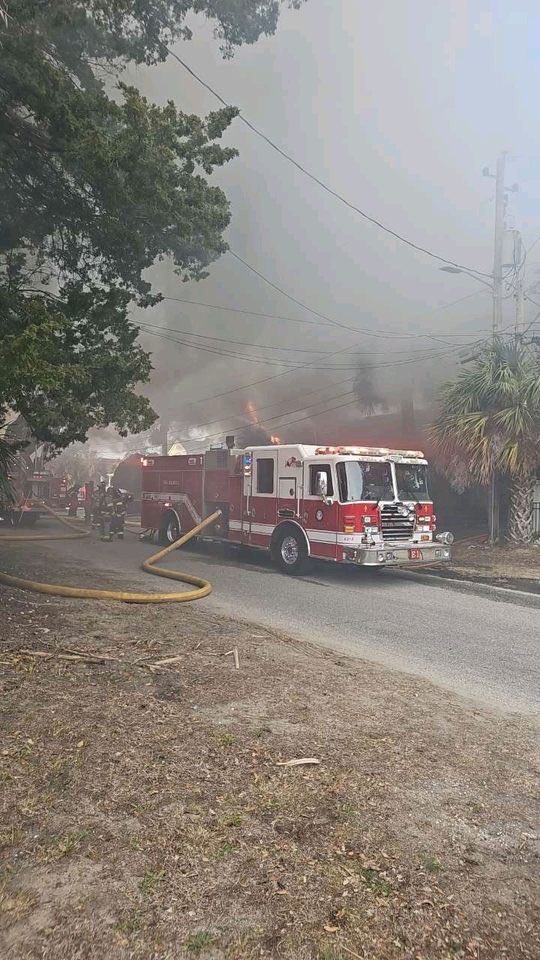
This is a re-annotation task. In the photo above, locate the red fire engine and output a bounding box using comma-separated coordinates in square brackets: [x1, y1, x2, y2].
[22, 472, 68, 510]
[141, 441, 453, 574]
[1, 472, 70, 528]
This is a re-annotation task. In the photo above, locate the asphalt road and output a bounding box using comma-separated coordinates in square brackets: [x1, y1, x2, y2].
[3, 520, 539, 715]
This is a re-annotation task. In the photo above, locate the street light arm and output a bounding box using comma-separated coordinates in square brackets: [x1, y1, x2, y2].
[439, 266, 493, 289]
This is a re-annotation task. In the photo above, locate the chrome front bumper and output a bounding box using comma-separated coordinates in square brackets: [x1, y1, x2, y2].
[344, 540, 452, 567]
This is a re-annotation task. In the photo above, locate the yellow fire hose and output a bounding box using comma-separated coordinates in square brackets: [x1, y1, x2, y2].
[0, 503, 220, 603]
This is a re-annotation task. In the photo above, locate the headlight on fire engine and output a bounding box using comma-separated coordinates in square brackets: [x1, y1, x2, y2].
[436, 531, 454, 545]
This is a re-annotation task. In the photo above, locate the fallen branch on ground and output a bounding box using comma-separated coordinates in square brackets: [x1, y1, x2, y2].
[224, 647, 240, 669]
[277, 758, 321, 767]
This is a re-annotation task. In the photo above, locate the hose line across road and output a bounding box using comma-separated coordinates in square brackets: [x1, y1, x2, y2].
[0, 505, 221, 604]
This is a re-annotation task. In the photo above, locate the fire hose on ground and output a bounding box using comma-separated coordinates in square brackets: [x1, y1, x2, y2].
[0, 502, 221, 603]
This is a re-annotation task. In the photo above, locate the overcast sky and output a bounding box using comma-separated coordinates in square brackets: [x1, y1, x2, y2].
[118, 0, 540, 449]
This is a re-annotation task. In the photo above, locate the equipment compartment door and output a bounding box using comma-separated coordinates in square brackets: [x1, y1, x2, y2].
[277, 476, 297, 521]
[241, 451, 253, 542]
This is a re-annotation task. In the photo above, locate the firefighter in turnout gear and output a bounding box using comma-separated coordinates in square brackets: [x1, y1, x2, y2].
[92, 480, 106, 529]
[97, 484, 115, 542]
[110, 488, 133, 540]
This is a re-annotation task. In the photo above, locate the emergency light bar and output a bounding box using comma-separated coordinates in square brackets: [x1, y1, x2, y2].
[315, 446, 425, 459]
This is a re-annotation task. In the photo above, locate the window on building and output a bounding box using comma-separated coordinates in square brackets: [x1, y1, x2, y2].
[309, 464, 334, 496]
[256, 458, 274, 494]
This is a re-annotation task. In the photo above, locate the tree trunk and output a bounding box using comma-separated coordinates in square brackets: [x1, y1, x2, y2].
[507, 473, 535, 544]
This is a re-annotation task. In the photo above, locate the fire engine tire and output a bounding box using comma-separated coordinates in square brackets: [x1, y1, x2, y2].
[158, 511, 181, 546]
[272, 526, 307, 576]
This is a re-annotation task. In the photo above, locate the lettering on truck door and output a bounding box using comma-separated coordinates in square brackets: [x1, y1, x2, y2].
[302, 461, 339, 560]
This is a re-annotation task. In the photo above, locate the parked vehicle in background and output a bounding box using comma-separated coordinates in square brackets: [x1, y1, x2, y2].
[22, 472, 68, 510]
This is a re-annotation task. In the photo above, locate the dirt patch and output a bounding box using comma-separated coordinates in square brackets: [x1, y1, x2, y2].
[451, 540, 540, 578]
[423, 541, 540, 591]
[0, 563, 538, 960]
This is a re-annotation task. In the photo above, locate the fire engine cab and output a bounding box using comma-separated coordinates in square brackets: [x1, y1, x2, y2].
[141, 442, 453, 574]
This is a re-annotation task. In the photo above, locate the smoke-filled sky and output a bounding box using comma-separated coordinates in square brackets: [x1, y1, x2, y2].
[112, 0, 540, 452]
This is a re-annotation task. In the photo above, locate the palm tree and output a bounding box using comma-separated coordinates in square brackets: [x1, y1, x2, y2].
[430, 339, 540, 544]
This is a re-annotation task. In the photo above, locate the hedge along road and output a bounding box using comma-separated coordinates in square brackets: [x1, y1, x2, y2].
[2, 519, 539, 715]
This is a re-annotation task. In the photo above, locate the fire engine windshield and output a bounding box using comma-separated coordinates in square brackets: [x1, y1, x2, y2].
[395, 463, 429, 501]
[337, 461, 393, 502]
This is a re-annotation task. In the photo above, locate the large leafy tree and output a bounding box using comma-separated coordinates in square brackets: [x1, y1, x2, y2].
[0, 0, 303, 455]
[430, 339, 540, 544]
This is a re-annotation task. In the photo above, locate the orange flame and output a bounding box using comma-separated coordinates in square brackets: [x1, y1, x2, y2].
[270, 435, 281, 445]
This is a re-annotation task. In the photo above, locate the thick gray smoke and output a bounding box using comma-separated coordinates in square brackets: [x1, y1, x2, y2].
[92, 1, 540, 457]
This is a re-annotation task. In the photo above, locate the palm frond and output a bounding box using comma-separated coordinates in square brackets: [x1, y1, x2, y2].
[430, 339, 540, 482]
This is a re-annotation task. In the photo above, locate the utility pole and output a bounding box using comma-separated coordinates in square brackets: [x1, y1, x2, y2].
[492, 152, 506, 335]
[514, 231, 525, 334]
[486, 152, 507, 542]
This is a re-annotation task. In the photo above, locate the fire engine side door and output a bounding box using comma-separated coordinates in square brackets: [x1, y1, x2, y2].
[301, 461, 339, 560]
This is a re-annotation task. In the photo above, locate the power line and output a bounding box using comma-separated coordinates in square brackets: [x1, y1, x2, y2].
[155, 324, 498, 413]
[139, 319, 498, 413]
[167, 46, 493, 279]
[140, 327, 333, 367]
[139, 323, 468, 371]
[176, 366, 302, 407]
[169, 375, 359, 436]
[147, 336, 363, 408]
[227, 248, 370, 337]
[168, 337, 479, 438]
[161, 285, 492, 341]
[167, 390, 360, 448]
[160, 296, 331, 327]
[139, 324, 449, 368]
[175, 388, 359, 445]
[525, 233, 540, 257]
[138, 322, 337, 354]
[162, 286, 489, 331]
[157, 324, 521, 445]
[137, 318, 461, 356]
[227, 249, 494, 343]
[164, 355, 462, 447]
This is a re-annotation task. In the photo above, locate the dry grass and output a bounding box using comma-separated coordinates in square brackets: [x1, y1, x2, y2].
[0, 571, 538, 960]
[444, 541, 540, 585]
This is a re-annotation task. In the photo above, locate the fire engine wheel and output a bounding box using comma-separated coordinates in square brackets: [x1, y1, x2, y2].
[273, 528, 307, 575]
[159, 512, 181, 546]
